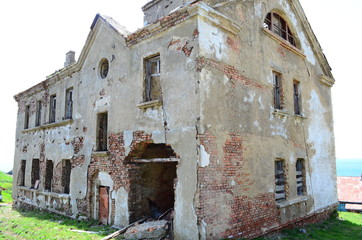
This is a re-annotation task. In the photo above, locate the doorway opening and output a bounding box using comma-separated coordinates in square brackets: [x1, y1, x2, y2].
[99, 186, 110, 225]
[127, 142, 178, 222]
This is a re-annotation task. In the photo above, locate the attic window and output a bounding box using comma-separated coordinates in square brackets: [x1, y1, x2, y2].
[264, 12, 296, 47]
[99, 58, 109, 79]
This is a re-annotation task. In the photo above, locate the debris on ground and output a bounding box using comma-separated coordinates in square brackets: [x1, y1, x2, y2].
[124, 220, 169, 240]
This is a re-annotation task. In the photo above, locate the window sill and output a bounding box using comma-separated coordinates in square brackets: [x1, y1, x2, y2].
[137, 99, 163, 109]
[262, 28, 306, 58]
[92, 151, 110, 157]
[293, 114, 307, 124]
[22, 119, 73, 133]
[276, 196, 308, 208]
[273, 109, 290, 118]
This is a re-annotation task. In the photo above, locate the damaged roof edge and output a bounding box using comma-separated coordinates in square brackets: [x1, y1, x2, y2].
[91, 13, 131, 38]
[14, 3, 240, 102]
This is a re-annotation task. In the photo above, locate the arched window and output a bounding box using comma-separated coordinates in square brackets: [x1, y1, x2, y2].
[264, 12, 296, 47]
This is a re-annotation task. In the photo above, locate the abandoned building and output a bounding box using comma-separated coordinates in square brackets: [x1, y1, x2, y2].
[12, 0, 337, 239]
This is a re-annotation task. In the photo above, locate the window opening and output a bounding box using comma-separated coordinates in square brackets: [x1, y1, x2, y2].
[264, 12, 296, 46]
[45, 160, 54, 191]
[145, 55, 161, 102]
[31, 159, 40, 189]
[62, 159, 71, 194]
[275, 159, 286, 201]
[293, 81, 301, 115]
[65, 88, 73, 119]
[18, 160, 26, 186]
[296, 159, 305, 196]
[97, 112, 108, 151]
[273, 72, 283, 109]
[24, 105, 30, 129]
[35, 101, 42, 127]
[49, 94, 56, 123]
[100, 58, 109, 79]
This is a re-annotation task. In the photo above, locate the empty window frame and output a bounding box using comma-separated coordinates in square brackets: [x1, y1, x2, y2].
[296, 159, 305, 196]
[144, 55, 161, 102]
[273, 72, 283, 110]
[31, 159, 40, 189]
[293, 81, 301, 115]
[264, 12, 296, 46]
[35, 100, 42, 127]
[18, 160, 26, 186]
[96, 112, 108, 151]
[62, 159, 71, 194]
[65, 87, 73, 119]
[49, 94, 56, 123]
[275, 159, 286, 201]
[45, 160, 54, 191]
[24, 105, 30, 129]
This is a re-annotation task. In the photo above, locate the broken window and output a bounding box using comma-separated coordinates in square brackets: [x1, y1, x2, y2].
[49, 94, 56, 123]
[62, 159, 71, 194]
[31, 159, 40, 189]
[24, 105, 30, 129]
[144, 55, 161, 102]
[96, 112, 108, 151]
[35, 101, 42, 127]
[65, 87, 73, 119]
[18, 160, 26, 186]
[264, 12, 296, 46]
[273, 72, 283, 110]
[275, 159, 286, 201]
[296, 159, 305, 196]
[45, 160, 54, 191]
[293, 81, 301, 115]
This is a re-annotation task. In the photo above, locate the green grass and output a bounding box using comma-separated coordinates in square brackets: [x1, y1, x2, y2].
[254, 211, 362, 240]
[0, 171, 12, 203]
[0, 206, 121, 240]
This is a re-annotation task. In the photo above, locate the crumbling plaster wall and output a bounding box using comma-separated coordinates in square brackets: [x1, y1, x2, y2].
[13, 0, 336, 239]
[195, 0, 336, 238]
[14, 14, 201, 238]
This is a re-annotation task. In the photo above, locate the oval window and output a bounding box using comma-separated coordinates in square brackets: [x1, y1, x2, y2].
[99, 58, 109, 79]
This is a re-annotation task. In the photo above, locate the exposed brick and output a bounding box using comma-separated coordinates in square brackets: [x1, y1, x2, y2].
[196, 57, 271, 92]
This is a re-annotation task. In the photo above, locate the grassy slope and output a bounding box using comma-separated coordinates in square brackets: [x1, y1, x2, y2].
[0, 206, 118, 240]
[0, 171, 12, 203]
[256, 212, 362, 240]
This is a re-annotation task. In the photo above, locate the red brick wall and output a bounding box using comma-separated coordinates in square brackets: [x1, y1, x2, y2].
[196, 131, 335, 239]
[197, 132, 281, 239]
[79, 131, 154, 222]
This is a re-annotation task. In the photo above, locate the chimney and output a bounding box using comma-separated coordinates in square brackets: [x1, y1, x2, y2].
[64, 51, 75, 67]
[142, 0, 187, 25]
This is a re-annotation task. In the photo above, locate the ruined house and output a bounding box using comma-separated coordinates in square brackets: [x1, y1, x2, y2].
[12, 0, 337, 239]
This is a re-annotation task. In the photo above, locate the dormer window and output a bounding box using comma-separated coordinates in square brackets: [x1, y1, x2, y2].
[264, 12, 295, 47]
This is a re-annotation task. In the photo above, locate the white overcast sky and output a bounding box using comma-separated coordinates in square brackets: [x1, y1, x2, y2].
[0, 0, 361, 172]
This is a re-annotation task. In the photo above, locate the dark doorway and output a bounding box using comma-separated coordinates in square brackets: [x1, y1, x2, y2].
[129, 162, 177, 222]
[99, 186, 109, 225]
[45, 160, 53, 191]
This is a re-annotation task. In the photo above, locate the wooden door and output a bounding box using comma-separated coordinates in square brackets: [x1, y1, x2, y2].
[99, 186, 109, 225]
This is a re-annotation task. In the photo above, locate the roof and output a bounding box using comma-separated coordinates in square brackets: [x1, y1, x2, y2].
[337, 176, 362, 203]
[91, 14, 131, 38]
